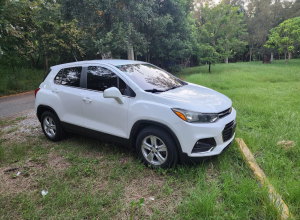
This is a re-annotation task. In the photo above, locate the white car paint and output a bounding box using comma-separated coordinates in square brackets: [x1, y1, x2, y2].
[35, 59, 236, 161]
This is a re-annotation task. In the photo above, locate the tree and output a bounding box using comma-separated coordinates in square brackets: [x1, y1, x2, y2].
[0, 0, 36, 88]
[264, 17, 300, 65]
[61, 0, 194, 65]
[195, 2, 247, 72]
[243, 0, 299, 62]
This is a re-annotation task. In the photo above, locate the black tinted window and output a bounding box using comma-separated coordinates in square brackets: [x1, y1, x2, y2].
[54, 69, 63, 84]
[87, 66, 118, 92]
[54, 67, 82, 87]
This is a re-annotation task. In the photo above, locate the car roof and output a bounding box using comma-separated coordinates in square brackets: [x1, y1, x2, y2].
[50, 59, 147, 68]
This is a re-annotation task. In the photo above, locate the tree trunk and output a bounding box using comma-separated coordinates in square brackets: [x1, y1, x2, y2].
[225, 45, 229, 64]
[134, 51, 137, 61]
[285, 53, 287, 65]
[209, 63, 211, 73]
[11, 62, 18, 90]
[43, 55, 48, 76]
[127, 46, 134, 60]
[36, 55, 40, 68]
[146, 52, 150, 63]
[30, 54, 40, 69]
[45, 56, 49, 74]
[271, 52, 273, 62]
[184, 57, 190, 68]
[249, 45, 253, 62]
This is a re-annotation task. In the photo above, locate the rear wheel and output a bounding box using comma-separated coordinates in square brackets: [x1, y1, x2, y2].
[136, 126, 178, 168]
[41, 111, 65, 142]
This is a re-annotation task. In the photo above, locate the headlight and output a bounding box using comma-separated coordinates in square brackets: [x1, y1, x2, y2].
[172, 108, 219, 123]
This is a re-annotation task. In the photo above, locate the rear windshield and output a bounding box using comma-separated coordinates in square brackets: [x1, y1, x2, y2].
[115, 64, 183, 91]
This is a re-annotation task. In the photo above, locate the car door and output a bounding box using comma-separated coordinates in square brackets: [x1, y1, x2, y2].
[52, 66, 85, 129]
[81, 65, 132, 138]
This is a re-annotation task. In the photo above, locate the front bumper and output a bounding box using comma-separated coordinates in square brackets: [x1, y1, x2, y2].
[170, 108, 237, 161]
[180, 140, 233, 164]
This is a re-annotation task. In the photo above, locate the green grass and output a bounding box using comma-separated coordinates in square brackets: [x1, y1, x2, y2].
[0, 66, 44, 96]
[178, 59, 300, 218]
[1, 60, 298, 219]
[0, 132, 275, 219]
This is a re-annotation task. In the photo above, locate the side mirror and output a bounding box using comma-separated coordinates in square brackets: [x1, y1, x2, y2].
[103, 87, 124, 104]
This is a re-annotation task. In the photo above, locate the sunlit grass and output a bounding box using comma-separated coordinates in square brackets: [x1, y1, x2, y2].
[179, 59, 300, 218]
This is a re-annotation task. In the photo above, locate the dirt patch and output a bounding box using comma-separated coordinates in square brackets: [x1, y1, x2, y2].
[0, 163, 45, 195]
[0, 153, 72, 196]
[121, 174, 170, 218]
[277, 140, 295, 150]
[47, 153, 71, 170]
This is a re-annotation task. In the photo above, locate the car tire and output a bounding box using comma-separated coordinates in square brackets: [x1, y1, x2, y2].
[41, 111, 65, 142]
[136, 126, 178, 168]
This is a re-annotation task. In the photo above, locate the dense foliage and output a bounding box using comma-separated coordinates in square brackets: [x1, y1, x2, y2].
[265, 17, 300, 65]
[0, 0, 299, 75]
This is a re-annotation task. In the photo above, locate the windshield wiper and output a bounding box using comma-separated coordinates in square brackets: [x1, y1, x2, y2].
[145, 89, 165, 93]
[164, 86, 182, 91]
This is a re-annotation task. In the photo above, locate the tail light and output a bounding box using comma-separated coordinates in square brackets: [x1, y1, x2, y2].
[35, 88, 40, 98]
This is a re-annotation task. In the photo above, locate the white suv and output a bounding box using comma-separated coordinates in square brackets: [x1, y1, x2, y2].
[35, 60, 236, 168]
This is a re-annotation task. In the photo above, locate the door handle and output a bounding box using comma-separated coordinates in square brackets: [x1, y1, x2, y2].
[83, 97, 92, 103]
[52, 89, 58, 93]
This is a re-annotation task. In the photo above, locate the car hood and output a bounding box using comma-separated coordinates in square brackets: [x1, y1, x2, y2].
[151, 83, 232, 113]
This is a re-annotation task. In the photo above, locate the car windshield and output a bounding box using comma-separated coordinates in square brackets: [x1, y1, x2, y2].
[115, 64, 184, 91]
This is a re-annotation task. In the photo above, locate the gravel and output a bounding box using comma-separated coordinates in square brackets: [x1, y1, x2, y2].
[1, 110, 42, 142]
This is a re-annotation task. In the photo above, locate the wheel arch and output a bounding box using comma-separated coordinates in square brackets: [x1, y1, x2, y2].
[37, 105, 60, 122]
[129, 120, 183, 161]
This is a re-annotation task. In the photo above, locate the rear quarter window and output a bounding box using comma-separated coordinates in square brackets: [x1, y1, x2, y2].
[54, 67, 82, 87]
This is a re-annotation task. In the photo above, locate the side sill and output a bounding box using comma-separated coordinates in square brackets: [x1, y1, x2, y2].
[60, 122, 132, 148]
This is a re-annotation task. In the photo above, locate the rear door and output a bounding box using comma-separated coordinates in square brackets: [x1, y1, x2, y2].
[52, 66, 85, 130]
[81, 65, 133, 138]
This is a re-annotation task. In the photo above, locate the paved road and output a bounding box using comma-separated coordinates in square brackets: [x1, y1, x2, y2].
[0, 92, 35, 119]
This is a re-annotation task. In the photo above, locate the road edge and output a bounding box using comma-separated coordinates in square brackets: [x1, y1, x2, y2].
[0, 90, 34, 99]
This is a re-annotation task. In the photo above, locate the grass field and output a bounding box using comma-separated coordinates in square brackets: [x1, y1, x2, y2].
[0, 66, 44, 97]
[178, 59, 300, 218]
[1, 60, 299, 219]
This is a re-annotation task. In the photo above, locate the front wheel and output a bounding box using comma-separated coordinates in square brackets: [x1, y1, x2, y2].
[136, 126, 178, 168]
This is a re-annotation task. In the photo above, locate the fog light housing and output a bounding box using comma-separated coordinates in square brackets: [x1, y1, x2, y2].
[192, 138, 217, 153]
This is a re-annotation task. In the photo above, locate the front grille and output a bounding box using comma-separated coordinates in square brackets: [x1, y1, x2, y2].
[218, 108, 231, 119]
[222, 120, 236, 142]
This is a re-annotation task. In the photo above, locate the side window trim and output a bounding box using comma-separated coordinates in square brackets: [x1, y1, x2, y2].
[80, 67, 87, 89]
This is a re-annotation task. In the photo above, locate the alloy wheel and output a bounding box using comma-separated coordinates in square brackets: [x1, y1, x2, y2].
[141, 135, 168, 166]
[43, 116, 56, 138]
